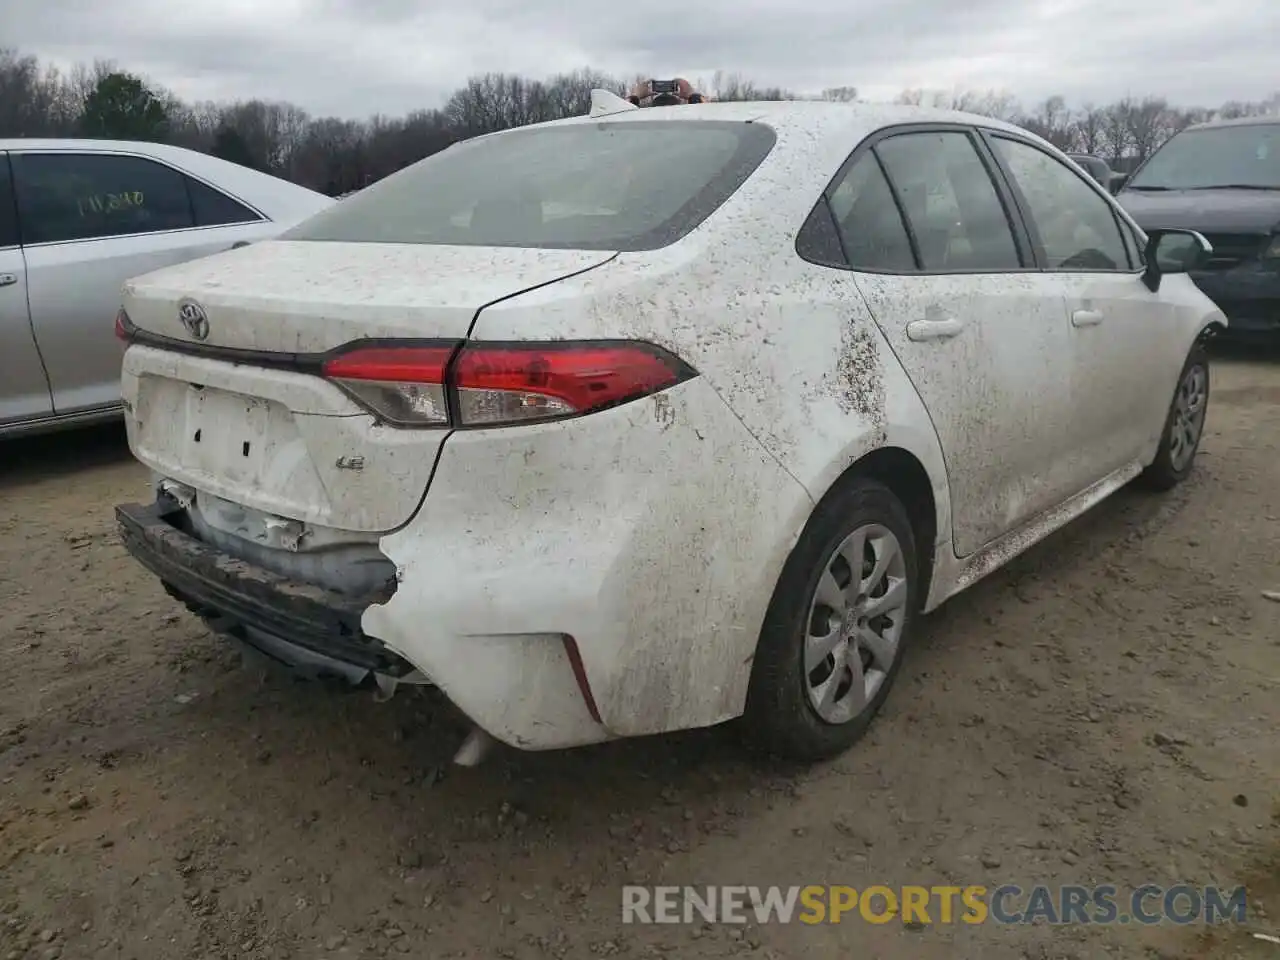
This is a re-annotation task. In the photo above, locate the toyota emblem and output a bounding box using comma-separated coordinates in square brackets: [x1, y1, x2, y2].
[177, 299, 210, 340]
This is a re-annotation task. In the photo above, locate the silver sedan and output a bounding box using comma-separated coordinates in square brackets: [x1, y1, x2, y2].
[0, 139, 332, 438]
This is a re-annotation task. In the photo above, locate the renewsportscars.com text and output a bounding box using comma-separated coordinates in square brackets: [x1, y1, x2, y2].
[621, 884, 1248, 926]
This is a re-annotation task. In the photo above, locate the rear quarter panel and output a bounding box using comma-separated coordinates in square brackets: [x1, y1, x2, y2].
[467, 123, 951, 544]
[446, 127, 951, 733]
[367, 377, 817, 740]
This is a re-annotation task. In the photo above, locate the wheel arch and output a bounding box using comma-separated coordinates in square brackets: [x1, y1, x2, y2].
[739, 441, 944, 759]
[1198, 317, 1226, 341]
[809, 444, 943, 611]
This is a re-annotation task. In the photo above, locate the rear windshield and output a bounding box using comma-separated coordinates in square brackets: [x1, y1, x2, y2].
[283, 120, 777, 251]
[1127, 123, 1280, 191]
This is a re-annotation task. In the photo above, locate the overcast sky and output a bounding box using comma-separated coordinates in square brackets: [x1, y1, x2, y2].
[4, 0, 1278, 118]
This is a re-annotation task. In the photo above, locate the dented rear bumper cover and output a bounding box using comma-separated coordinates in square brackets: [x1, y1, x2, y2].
[115, 500, 414, 678]
[115, 378, 817, 753]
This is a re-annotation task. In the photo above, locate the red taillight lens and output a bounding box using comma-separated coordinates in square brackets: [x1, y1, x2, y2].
[453, 342, 693, 426]
[114, 308, 130, 341]
[321, 340, 695, 428]
[321, 344, 458, 427]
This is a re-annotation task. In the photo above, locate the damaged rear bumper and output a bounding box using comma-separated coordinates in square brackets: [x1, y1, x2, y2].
[115, 497, 615, 753]
[116, 379, 816, 755]
[115, 500, 414, 681]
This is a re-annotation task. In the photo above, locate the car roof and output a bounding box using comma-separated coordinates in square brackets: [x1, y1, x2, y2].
[560, 98, 1035, 144]
[1182, 115, 1280, 132]
[539, 99, 1057, 209]
[0, 137, 332, 223]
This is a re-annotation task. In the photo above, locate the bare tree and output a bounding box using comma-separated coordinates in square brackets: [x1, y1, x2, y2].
[0, 49, 68, 136]
[1118, 97, 1167, 161]
[66, 59, 118, 115]
[166, 99, 226, 152]
[1074, 104, 1107, 156]
[710, 70, 793, 102]
[951, 89, 1022, 122]
[445, 73, 547, 135]
[897, 87, 1022, 121]
[1101, 102, 1132, 165]
[1216, 99, 1263, 120]
[1168, 106, 1210, 135]
[1017, 95, 1075, 149]
[292, 117, 368, 194]
[820, 86, 859, 103]
[397, 109, 457, 165]
[540, 68, 627, 118]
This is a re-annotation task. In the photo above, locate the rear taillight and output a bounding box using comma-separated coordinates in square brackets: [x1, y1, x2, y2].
[452, 342, 694, 426]
[322, 344, 455, 427]
[114, 308, 130, 341]
[320, 340, 696, 429]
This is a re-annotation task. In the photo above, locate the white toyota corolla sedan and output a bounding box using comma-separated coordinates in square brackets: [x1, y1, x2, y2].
[112, 94, 1224, 764]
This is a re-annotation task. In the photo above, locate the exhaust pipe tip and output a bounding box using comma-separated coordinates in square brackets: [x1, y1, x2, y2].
[453, 726, 496, 766]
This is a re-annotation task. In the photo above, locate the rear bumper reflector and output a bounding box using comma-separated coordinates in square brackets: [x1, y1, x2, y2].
[115, 500, 413, 677]
[561, 635, 603, 724]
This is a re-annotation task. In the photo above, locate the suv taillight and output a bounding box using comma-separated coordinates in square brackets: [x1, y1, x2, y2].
[321, 340, 696, 428]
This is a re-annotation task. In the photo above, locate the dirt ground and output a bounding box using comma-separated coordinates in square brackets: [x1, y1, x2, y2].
[1, 348, 1278, 960]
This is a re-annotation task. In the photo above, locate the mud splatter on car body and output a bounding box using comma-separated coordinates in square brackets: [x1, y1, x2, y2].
[111, 98, 1225, 755]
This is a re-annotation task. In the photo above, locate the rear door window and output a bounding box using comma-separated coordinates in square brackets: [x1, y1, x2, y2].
[873, 131, 1023, 272]
[284, 120, 777, 251]
[186, 176, 263, 227]
[12, 152, 194, 244]
[826, 153, 917, 271]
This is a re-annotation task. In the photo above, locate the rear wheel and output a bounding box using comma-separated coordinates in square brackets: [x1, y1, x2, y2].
[743, 478, 918, 762]
[1140, 344, 1210, 491]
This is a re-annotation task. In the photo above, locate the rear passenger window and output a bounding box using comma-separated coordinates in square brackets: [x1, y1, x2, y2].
[186, 176, 262, 227]
[12, 152, 194, 244]
[826, 154, 916, 271]
[0, 156, 17, 248]
[875, 131, 1022, 272]
[991, 136, 1131, 271]
[795, 198, 848, 269]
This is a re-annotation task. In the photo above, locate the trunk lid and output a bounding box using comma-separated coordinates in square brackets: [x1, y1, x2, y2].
[120, 240, 616, 534]
[121, 239, 615, 352]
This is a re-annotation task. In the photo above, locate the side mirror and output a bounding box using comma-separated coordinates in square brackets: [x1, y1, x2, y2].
[1110, 172, 1130, 194]
[1142, 229, 1212, 292]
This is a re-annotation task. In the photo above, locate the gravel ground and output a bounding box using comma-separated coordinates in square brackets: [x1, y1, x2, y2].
[1, 349, 1277, 960]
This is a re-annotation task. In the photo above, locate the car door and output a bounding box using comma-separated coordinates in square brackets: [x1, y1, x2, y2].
[983, 132, 1181, 477]
[817, 125, 1080, 557]
[11, 150, 268, 417]
[0, 151, 55, 428]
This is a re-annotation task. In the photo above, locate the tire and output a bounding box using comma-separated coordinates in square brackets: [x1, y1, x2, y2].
[742, 477, 919, 762]
[1139, 343, 1210, 492]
